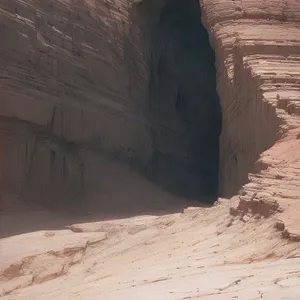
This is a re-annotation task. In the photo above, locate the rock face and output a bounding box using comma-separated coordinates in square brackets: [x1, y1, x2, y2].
[0, 0, 300, 208]
[201, 0, 300, 198]
[1, 1, 300, 298]
[0, 0, 151, 205]
[0, 0, 221, 204]
[200, 0, 300, 237]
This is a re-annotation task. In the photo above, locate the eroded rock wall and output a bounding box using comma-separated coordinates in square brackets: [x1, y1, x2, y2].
[198, 0, 300, 238]
[201, 0, 300, 196]
[0, 0, 153, 204]
[2, 0, 299, 206]
[0, 0, 221, 204]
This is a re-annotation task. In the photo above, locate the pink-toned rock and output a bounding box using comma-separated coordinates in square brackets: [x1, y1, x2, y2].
[0, 0, 300, 299]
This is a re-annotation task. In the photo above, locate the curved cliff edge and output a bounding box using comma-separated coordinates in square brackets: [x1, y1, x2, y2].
[200, 0, 300, 240]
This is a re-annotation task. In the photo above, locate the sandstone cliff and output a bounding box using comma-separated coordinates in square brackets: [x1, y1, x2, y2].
[0, 0, 299, 218]
[201, 0, 300, 197]
[0, 0, 221, 205]
[1, 0, 300, 299]
[1, 0, 151, 206]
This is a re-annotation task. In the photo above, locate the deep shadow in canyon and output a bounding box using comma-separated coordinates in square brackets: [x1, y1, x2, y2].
[143, 0, 222, 203]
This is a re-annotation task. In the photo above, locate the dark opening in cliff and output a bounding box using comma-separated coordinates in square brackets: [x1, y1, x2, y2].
[143, 0, 222, 203]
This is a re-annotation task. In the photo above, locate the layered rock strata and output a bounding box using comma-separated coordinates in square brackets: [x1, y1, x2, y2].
[200, 0, 300, 237]
[0, 0, 221, 204]
[0, 0, 300, 212]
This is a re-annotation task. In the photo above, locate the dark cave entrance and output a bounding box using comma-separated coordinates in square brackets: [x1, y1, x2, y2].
[138, 0, 222, 203]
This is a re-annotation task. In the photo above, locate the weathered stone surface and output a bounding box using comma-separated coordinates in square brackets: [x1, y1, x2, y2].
[200, 0, 300, 196]
[0, 0, 149, 205]
[0, 0, 221, 203]
[1, 0, 300, 299]
[200, 0, 300, 238]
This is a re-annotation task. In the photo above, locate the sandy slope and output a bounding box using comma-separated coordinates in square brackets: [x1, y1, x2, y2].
[1, 153, 300, 299]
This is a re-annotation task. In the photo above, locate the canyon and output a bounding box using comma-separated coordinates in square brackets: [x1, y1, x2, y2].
[1, 0, 300, 299]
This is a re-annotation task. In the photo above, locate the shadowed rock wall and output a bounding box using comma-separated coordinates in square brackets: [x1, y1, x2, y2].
[145, 0, 221, 200]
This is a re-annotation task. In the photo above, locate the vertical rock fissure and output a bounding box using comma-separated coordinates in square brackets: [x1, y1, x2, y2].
[144, 0, 222, 202]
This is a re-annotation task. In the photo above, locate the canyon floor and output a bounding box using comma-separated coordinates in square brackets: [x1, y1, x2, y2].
[1, 147, 300, 300]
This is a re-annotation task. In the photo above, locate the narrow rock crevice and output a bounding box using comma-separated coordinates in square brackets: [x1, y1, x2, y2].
[139, 0, 222, 202]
